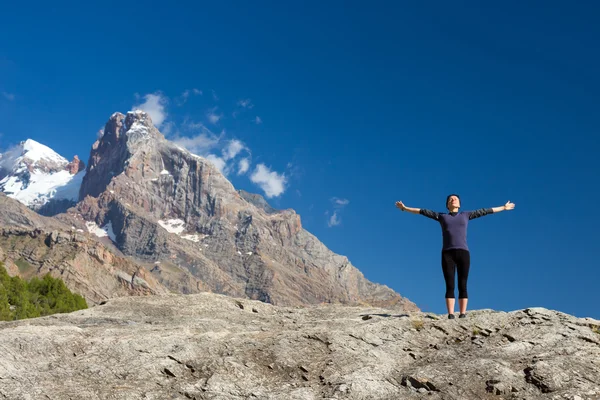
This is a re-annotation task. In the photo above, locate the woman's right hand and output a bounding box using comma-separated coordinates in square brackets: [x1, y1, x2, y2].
[395, 201, 406, 211]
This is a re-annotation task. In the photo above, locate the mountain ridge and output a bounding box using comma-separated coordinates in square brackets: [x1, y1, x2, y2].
[0, 111, 417, 310]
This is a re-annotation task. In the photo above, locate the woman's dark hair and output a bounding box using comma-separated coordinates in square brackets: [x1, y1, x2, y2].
[446, 194, 460, 210]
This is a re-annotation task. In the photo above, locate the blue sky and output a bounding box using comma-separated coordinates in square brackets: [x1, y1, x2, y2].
[1, 2, 599, 318]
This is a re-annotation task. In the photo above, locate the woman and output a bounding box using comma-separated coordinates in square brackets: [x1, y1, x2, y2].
[395, 194, 515, 319]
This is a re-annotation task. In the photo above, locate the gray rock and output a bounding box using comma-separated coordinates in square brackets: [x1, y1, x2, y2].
[0, 296, 598, 400]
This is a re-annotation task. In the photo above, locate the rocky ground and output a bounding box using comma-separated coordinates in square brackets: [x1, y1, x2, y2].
[0, 293, 599, 400]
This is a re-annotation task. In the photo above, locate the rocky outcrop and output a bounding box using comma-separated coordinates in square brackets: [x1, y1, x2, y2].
[238, 189, 279, 214]
[79, 113, 127, 199]
[0, 295, 598, 399]
[65, 155, 85, 174]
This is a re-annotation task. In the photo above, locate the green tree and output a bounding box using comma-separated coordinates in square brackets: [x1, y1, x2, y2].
[0, 262, 87, 321]
[0, 283, 12, 321]
[0, 264, 10, 287]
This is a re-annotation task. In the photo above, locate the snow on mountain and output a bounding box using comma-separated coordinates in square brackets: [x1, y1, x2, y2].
[21, 139, 67, 165]
[52, 170, 86, 200]
[0, 139, 86, 210]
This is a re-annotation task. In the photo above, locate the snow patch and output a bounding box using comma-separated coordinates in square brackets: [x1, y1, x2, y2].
[85, 221, 116, 242]
[158, 219, 186, 234]
[103, 221, 117, 242]
[86, 221, 107, 238]
[157, 219, 208, 244]
[126, 122, 150, 140]
[181, 234, 200, 243]
[160, 170, 170, 175]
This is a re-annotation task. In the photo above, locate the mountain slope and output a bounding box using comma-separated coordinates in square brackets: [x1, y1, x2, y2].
[0, 193, 168, 304]
[57, 110, 417, 309]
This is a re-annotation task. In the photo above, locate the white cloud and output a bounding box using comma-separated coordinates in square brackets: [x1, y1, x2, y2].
[238, 158, 250, 175]
[211, 90, 219, 101]
[250, 164, 286, 198]
[331, 197, 350, 207]
[327, 211, 341, 227]
[326, 197, 349, 227]
[238, 99, 254, 109]
[0, 143, 22, 171]
[172, 132, 221, 155]
[133, 92, 168, 128]
[172, 122, 251, 178]
[207, 107, 222, 125]
[223, 139, 246, 160]
[2, 92, 15, 101]
[255, 116, 262, 124]
[193, 88, 202, 95]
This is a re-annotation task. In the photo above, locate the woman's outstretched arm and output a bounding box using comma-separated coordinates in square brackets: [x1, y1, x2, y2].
[469, 201, 516, 220]
[395, 201, 440, 220]
[395, 201, 419, 214]
[492, 200, 515, 213]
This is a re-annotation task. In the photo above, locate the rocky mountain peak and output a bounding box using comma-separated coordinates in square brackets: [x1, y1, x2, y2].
[1, 139, 68, 175]
[0, 139, 84, 212]
[97, 112, 126, 146]
[124, 110, 156, 130]
[80, 111, 164, 199]
[70, 110, 417, 308]
[123, 111, 164, 146]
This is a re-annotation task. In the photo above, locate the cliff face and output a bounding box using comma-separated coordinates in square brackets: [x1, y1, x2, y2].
[0, 294, 598, 399]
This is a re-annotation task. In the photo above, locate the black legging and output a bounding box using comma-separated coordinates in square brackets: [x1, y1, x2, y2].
[441, 249, 471, 299]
